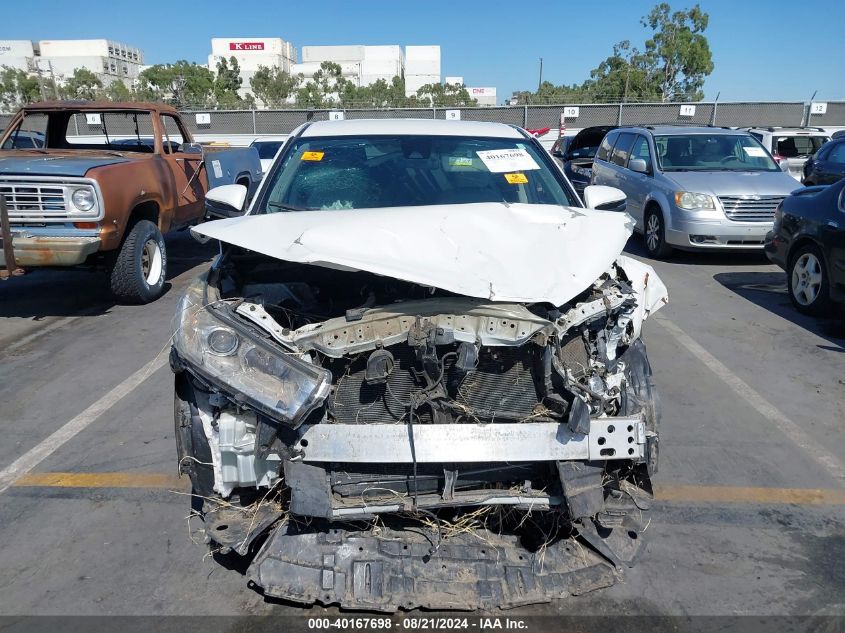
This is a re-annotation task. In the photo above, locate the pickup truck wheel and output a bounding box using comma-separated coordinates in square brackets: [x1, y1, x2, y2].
[109, 219, 167, 304]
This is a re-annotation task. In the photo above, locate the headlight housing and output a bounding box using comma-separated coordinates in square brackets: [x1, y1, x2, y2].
[674, 191, 716, 210]
[70, 187, 96, 213]
[172, 278, 331, 428]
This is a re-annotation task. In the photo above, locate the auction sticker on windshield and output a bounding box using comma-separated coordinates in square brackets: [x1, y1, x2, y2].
[504, 172, 528, 184]
[301, 151, 325, 161]
[476, 148, 540, 172]
[743, 147, 767, 157]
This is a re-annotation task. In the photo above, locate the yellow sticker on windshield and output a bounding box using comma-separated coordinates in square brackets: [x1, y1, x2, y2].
[504, 172, 528, 184]
[301, 151, 324, 161]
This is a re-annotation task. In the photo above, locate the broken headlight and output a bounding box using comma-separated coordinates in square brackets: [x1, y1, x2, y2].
[172, 278, 331, 428]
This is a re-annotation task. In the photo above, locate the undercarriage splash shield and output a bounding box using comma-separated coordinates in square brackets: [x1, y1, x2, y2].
[247, 524, 618, 611]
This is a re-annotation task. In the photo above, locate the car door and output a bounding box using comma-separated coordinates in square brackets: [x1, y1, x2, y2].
[605, 132, 636, 210]
[590, 131, 619, 188]
[159, 114, 207, 227]
[820, 142, 845, 185]
[621, 135, 654, 228]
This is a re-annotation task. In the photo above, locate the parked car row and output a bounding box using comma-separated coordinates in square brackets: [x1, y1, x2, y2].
[551, 123, 844, 316]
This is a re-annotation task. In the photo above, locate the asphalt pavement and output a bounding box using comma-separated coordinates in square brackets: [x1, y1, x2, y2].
[0, 231, 843, 619]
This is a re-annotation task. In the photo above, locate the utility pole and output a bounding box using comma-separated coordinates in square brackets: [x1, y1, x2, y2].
[537, 58, 543, 92]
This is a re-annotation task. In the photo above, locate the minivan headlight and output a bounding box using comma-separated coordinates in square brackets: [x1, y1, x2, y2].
[674, 191, 716, 210]
[172, 278, 331, 428]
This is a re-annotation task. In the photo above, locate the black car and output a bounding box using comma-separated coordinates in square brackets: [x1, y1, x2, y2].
[558, 125, 617, 198]
[803, 137, 845, 185]
[765, 179, 845, 315]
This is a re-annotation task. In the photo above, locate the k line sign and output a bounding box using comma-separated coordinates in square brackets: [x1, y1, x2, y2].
[229, 42, 265, 51]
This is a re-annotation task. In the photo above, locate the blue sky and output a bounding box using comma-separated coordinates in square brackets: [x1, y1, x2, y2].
[7, 0, 844, 103]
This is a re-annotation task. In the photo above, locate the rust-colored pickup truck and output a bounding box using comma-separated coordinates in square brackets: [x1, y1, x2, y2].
[0, 101, 261, 302]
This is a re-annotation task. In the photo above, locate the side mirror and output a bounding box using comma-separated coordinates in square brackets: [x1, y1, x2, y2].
[181, 142, 204, 155]
[629, 158, 649, 174]
[205, 184, 248, 219]
[583, 185, 627, 212]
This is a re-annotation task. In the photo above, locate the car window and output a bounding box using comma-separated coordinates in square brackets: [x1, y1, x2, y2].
[253, 141, 284, 159]
[749, 131, 764, 143]
[160, 115, 186, 153]
[64, 111, 156, 152]
[629, 135, 652, 167]
[257, 134, 580, 212]
[654, 133, 779, 172]
[829, 142, 845, 163]
[4, 113, 47, 149]
[610, 133, 636, 167]
[596, 132, 617, 162]
[774, 135, 829, 158]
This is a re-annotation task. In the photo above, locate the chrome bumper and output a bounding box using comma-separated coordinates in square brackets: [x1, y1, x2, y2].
[1, 226, 101, 266]
[665, 209, 772, 249]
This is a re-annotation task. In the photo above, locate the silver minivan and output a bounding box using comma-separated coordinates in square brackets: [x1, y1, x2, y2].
[591, 126, 800, 257]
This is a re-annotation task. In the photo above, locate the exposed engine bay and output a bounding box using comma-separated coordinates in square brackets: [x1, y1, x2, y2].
[171, 244, 667, 610]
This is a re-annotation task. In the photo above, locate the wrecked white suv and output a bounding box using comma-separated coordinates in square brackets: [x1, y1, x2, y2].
[170, 119, 668, 611]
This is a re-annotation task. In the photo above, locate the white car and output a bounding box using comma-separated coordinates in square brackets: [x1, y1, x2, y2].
[249, 136, 287, 174]
[173, 119, 668, 610]
[747, 127, 830, 181]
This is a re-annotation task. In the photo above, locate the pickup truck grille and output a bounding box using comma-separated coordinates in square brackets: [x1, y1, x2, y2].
[719, 195, 784, 222]
[0, 183, 68, 217]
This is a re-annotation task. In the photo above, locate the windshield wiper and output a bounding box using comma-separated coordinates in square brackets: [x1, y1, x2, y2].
[267, 201, 307, 212]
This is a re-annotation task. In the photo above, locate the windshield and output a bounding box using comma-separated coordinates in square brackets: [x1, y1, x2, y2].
[252, 140, 284, 159]
[655, 133, 779, 172]
[256, 134, 579, 212]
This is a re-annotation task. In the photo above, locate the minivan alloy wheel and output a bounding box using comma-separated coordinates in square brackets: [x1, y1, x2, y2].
[791, 252, 822, 306]
[646, 213, 661, 252]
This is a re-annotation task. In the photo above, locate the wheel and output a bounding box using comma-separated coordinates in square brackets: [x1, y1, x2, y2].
[644, 207, 674, 259]
[109, 219, 167, 304]
[787, 243, 831, 315]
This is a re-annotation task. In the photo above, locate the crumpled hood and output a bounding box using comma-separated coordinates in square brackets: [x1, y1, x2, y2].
[0, 154, 128, 177]
[192, 203, 635, 306]
[664, 170, 800, 197]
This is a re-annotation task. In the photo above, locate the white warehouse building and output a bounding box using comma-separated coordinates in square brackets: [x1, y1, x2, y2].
[405, 45, 441, 97]
[39, 39, 144, 87]
[208, 37, 297, 100]
[293, 45, 404, 88]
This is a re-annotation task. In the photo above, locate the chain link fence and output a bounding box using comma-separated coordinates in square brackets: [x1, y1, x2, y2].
[2, 102, 843, 140]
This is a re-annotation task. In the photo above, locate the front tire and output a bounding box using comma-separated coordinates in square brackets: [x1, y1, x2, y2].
[109, 219, 167, 304]
[787, 243, 831, 316]
[644, 207, 674, 259]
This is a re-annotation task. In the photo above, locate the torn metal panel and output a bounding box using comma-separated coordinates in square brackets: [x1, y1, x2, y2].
[192, 202, 635, 306]
[248, 524, 618, 611]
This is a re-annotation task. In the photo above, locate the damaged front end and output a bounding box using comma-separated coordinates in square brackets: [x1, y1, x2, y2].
[171, 245, 667, 611]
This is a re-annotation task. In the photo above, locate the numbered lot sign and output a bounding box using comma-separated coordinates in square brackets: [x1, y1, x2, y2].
[195, 113, 211, 125]
[679, 104, 696, 117]
[562, 106, 580, 118]
[810, 102, 827, 115]
[445, 109, 461, 120]
[329, 111, 345, 121]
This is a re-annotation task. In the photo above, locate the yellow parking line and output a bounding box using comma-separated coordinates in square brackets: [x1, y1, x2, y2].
[9, 472, 845, 506]
[11, 472, 185, 489]
[653, 484, 845, 506]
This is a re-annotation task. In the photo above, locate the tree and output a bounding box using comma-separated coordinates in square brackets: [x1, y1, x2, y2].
[0, 66, 42, 108]
[641, 3, 713, 101]
[415, 82, 477, 107]
[61, 68, 102, 100]
[296, 62, 349, 107]
[137, 61, 214, 107]
[214, 56, 249, 108]
[103, 80, 132, 101]
[250, 65, 302, 107]
[516, 3, 713, 103]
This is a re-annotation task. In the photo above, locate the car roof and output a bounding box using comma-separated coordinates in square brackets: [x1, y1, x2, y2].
[299, 118, 525, 139]
[624, 125, 750, 136]
[251, 136, 286, 144]
[747, 127, 828, 134]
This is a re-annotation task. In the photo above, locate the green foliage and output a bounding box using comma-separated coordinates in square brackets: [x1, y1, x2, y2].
[137, 61, 215, 106]
[214, 56, 251, 108]
[415, 82, 478, 107]
[0, 66, 42, 108]
[60, 68, 102, 100]
[518, 2, 713, 103]
[250, 66, 303, 107]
